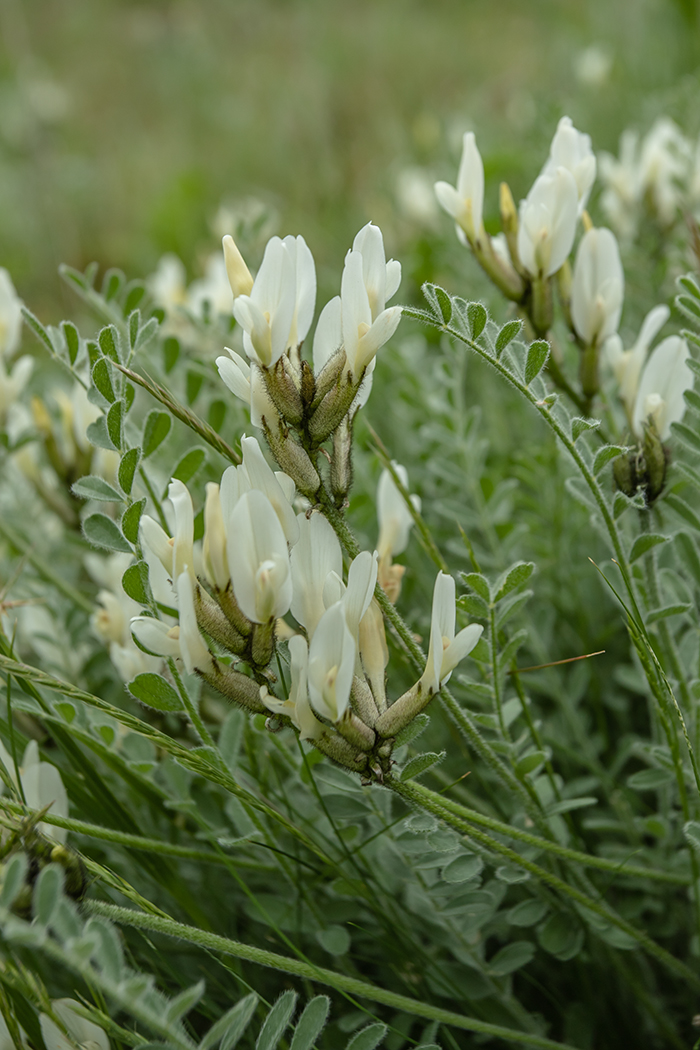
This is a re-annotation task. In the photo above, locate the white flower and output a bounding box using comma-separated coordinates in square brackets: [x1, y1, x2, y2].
[420, 572, 483, 695]
[216, 348, 280, 430]
[434, 131, 484, 244]
[188, 252, 234, 316]
[227, 489, 292, 623]
[632, 335, 692, 440]
[575, 46, 612, 87]
[350, 222, 401, 321]
[518, 167, 579, 278]
[176, 571, 214, 675]
[638, 118, 690, 226]
[233, 235, 316, 367]
[147, 254, 187, 311]
[377, 463, 420, 562]
[290, 512, 343, 638]
[262, 635, 321, 740]
[396, 167, 440, 226]
[40, 1000, 110, 1050]
[313, 296, 376, 411]
[131, 616, 182, 660]
[0, 269, 23, 358]
[605, 304, 670, 416]
[203, 483, 229, 591]
[342, 550, 378, 641]
[167, 480, 195, 581]
[0, 356, 32, 427]
[341, 250, 402, 380]
[308, 602, 356, 722]
[542, 117, 596, 212]
[0, 740, 69, 844]
[241, 435, 299, 544]
[571, 227, 624, 346]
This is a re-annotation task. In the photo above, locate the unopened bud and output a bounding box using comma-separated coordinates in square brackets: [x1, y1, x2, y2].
[251, 619, 275, 667]
[222, 235, 254, 298]
[204, 662, 266, 713]
[264, 423, 321, 498]
[330, 417, 353, 504]
[194, 584, 246, 655]
[300, 359, 316, 407]
[313, 348, 346, 406]
[642, 421, 669, 503]
[308, 371, 359, 444]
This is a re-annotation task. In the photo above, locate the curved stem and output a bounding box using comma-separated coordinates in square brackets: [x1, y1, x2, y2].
[86, 900, 581, 1050]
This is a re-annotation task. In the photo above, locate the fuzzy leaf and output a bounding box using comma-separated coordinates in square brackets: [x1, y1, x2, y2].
[128, 673, 183, 712]
[593, 445, 628, 475]
[118, 447, 141, 495]
[165, 981, 206, 1023]
[256, 990, 297, 1050]
[671, 421, 700, 455]
[629, 533, 669, 562]
[143, 410, 172, 457]
[493, 561, 534, 602]
[488, 940, 535, 976]
[646, 603, 691, 624]
[200, 993, 259, 1050]
[345, 1024, 388, 1050]
[122, 562, 149, 605]
[665, 493, 700, 532]
[122, 499, 146, 544]
[289, 997, 330, 1050]
[98, 324, 120, 362]
[495, 319, 523, 356]
[33, 864, 63, 927]
[467, 301, 487, 339]
[83, 513, 132, 553]
[72, 476, 122, 502]
[507, 899, 549, 927]
[524, 340, 549, 384]
[394, 713, 430, 748]
[461, 572, 490, 602]
[400, 751, 445, 782]
[172, 447, 206, 486]
[107, 399, 124, 449]
[92, 358, 116, 403]
[571, 416, 601, 442]
[62, 321, 80, 365]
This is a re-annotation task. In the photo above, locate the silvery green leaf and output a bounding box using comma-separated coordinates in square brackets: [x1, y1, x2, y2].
[289, 997, 330, 1050]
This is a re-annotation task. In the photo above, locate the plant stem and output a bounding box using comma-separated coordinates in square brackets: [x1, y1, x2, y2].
[86, 901, 581, 1050]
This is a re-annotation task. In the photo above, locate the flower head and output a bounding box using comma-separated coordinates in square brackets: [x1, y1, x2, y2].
[434, 132, 484, 244]
[518, 167, 579, 278]
[571, 227, 624, 346]
[420, 572, 483, 695]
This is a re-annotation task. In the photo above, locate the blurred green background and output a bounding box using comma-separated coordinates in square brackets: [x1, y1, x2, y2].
[1, 0, 699, 318]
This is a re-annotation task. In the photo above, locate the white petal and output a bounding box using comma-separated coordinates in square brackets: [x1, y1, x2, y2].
[176, 572, 213, 675]
[313, 297, 343, 373]
[343, 550, 378, 637]
[241, 436, 299, 545]
[227, 490, 292, 622]
[290, 512, 343, 636]
[307, 602, 356, 722]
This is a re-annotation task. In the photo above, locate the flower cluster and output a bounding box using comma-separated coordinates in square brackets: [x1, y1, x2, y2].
[435, 115, 694, 501]
[133, 437, 482, 780]
[599, 117, 700, 237]
[216, 222, 402, 503]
